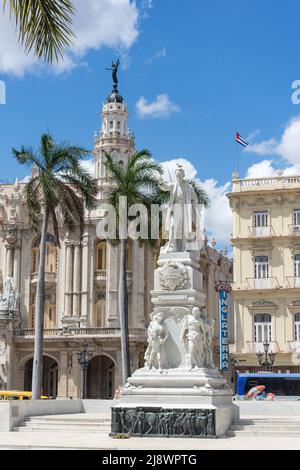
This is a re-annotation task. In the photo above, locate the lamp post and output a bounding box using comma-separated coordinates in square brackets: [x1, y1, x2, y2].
[77, 340, 92, 399]
[256, 342, 276, 371]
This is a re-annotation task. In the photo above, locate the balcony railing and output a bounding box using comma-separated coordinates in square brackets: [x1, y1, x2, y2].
[15, 327, 145, 339]
[248, 226, 274, 238]
[289, 225, 300, 236]
[31, 272, 57, 283]
[233, 277, 280, 291]
[233, 175, 300, 192]
[286, 277, 300, 288]
[288, 341, 300, 353]
[247, 341, 280, 354]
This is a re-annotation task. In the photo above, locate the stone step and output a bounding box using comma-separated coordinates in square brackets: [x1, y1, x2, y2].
[233, 419, 300, 424]
[13, 412, 112, 433]
[231, 422, 300, 429]
[12, 426, 110, 433]
[230, 425, 300, 431]
[19, 422, 111, 429]
[24, 418, 111, 426]
[226, 430, 300, 437]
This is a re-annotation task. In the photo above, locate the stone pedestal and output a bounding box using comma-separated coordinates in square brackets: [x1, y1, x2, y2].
[112, 251, 238, 438]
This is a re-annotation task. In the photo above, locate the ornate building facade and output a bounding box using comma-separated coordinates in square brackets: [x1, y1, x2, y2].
[228, 172, 300, 373]
[0, 85, 232, 399]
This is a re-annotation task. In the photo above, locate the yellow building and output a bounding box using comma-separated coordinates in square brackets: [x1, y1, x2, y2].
[227, 172, 300, 373]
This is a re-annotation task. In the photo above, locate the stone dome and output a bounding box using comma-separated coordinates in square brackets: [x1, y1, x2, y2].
[105, 90, 124, 104]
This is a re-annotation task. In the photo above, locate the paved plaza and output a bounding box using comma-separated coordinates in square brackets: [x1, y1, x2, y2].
[0, 428, 299, 450]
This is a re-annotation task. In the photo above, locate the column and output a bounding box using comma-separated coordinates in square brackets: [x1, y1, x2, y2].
[57, 351, 68, 398]
[65, 242, 73, 316]
[13, 245, 20, 291]
[81, 235, 89, 324]
[73, 242, 81, 317]
[106, 242, 118, 326]
[131, 242, 145, 328]
[6, 245, 14, 278]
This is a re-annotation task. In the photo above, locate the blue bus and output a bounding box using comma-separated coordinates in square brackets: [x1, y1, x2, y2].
[237, 373, 300, 397]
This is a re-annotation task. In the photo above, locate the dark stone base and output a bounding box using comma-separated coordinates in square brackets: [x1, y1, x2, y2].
[111, 407, 216, 438]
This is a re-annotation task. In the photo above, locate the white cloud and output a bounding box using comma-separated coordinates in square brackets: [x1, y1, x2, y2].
[246, 129, 261, 143]
[145, 48, 167, 64]
[246, 116, 300, 167]
[246, 138, 278, 156]
[161, 157, 232, 247]
[276, 116, 300, 166]
[200, 179, 232, 247]
[0, 12, 38, 76]
[80, 159, 94, 175]
[136, 94, 181, 119]
[245, 160, 277, 178]
[0, 0, 140, 76]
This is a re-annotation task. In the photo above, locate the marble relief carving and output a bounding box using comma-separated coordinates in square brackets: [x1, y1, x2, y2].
[111, 407, 216, 437]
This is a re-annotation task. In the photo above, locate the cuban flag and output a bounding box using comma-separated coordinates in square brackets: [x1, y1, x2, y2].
[235, 132, 249, 148]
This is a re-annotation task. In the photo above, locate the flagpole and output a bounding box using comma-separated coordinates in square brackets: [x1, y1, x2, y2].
[235, 129, 240, 176]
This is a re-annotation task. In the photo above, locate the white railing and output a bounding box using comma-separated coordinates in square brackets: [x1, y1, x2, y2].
[233, 175, 300, 192]
[232, 277, 280, 291]
[247, 341, 280, 354]
[15, 327, 145, 338]
[288, 341, 300, 353]
[31, 272, 57, 283]
[286, 277, 300, 288]
[248, 226, 274, 238]
[289, 225, 300, 236]
[94, 270, 107, 278]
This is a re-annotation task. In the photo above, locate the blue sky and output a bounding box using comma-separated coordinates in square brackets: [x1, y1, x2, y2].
[1, 0, 300, 245]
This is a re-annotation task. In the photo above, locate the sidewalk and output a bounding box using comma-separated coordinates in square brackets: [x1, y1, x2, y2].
[0, 431, 300, 450]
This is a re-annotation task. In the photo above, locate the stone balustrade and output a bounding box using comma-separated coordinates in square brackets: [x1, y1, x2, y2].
[15, 327, 145, 339]
[232, 175, 300, 192]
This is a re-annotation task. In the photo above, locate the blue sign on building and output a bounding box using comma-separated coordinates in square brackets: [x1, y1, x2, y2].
[218, 286, 230, 371]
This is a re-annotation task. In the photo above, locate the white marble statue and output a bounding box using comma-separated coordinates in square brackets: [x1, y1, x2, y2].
[144, 312, 169, 370]
[180, 307, 206, 369]
[158, 165, 202, 252]
[0, 277, 20, 312]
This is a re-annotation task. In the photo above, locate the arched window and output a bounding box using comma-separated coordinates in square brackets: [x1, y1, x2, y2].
[32, 235, 58, 273]
[295, 255, 300, 278]
[254, 314, 272, 342]
[295, 313, 300, 341]
[96, 241, 107, 271]
[254, 256, 269, 279]
[29, 292, 56, 329]
[94, 291, 106, 327]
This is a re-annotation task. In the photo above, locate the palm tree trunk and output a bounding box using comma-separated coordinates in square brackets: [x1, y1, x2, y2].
[32, 207, 49, 399]
[119, 238, 131, 385]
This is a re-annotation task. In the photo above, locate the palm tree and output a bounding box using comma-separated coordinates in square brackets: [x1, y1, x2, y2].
[104, 150, 163, 385]
[3, 0, 75, 63]
[13, 133, 98, 399]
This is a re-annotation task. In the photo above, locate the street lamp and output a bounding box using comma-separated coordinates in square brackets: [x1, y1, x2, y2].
[256, 342, 276, 371]
[77, 340, 92, 399]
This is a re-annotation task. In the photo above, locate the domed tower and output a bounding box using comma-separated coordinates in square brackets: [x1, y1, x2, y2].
[93, 65, 135, 187]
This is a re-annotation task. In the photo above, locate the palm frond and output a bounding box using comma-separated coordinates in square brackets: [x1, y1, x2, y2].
[4, 0, 75, 63]
[189, 179, 210, 207]
[12, 146, 44, 170]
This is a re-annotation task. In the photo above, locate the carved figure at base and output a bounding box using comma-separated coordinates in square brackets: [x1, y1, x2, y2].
[204, 318, 216, 369]
[144, 312, 169, 370]
[180, 307, 205, 369]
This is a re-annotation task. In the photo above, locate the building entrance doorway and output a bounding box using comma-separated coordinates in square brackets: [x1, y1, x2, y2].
[86, 355, 115, 399]
[24, 356, 58, 398]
